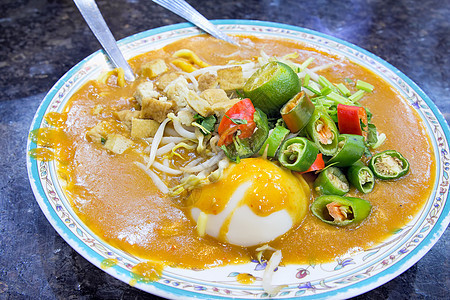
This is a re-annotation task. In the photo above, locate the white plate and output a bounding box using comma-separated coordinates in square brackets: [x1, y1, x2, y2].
[27, 20, 450, 299]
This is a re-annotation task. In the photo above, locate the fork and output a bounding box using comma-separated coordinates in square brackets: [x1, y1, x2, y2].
[152, 0, 239, 46]
[73, 0, 136, 81]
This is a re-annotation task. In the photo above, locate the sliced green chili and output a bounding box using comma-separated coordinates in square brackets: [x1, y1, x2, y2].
[278, 137, 319, 172]
[326, 134, 365, 167]
[280, 91, 315, 133]
[258, 125, 290, 157]
[305, 105, 339, 156]
[347, 160, 375, 194]
[313, 166, 350, 196]
[369, 150, 410, 180]
[311, 195, 372, 226]
[221, 108, 269, 162]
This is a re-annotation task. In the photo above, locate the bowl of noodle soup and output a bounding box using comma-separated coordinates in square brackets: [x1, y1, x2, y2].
[27, 20, 450, 299]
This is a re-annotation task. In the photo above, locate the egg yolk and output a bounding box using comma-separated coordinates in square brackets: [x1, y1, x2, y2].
[189, 157, 310, 247]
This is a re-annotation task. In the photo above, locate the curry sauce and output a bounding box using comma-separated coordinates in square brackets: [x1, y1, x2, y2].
[36, 35, 435, 270]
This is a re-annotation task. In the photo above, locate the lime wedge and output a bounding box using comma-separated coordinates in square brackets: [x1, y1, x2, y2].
[244, 61, 300, 117]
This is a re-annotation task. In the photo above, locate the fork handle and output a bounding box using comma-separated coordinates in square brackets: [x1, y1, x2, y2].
[152, 0, 238, 45]
[73, 0, 136, 81]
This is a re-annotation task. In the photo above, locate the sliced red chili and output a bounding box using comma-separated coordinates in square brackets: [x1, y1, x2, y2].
[218, 98, 256, 147]
[337, 104, 368, 138]
[300, 153, 325, 173]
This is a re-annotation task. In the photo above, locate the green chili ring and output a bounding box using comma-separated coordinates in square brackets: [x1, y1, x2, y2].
[313, 166, 350, 196]
[281, 91, 315, 133]
[369, 150, 410, 180]
[258, 125, 290, 157]
[305, 105, 339, 156]
[347, 160, 375, 194]
[311, 195, 372, 226]
[326, 134, 365, 167]
[278, 137, 319, 172]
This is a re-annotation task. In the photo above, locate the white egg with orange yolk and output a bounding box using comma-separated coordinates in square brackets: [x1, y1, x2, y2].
[189, 157, 310, 247]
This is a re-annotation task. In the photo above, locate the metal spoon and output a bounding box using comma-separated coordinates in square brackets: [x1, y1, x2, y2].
[73, 0, 136, 81]
[152, 0, 239, 46]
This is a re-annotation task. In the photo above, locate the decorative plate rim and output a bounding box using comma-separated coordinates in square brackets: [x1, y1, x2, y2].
[26, 20, 450, 300]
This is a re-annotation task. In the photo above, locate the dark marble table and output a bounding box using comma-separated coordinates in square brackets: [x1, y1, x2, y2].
[0, 0, 448, 299]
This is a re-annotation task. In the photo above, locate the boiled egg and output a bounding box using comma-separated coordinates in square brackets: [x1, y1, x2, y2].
[189, 157, 310, 247]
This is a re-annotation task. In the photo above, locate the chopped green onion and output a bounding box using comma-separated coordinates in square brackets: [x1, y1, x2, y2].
[303, 85, 321, 95]
[318, 75, 334, 89]
[349, 90, 365, 102]
[320, 86, 333, 96]
[336, 83, 351, 97]
[371, 132, 386, 149]
[356, 80, 374, 92]
[300, 57, 315, 71]
[303, 73, 310, 87]
[326, 92, 353, 105]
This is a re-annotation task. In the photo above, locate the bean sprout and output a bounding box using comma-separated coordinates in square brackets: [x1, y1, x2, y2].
[168, 113, 196, 140]
[146, 118, 171, 169]
[135, 162, 169, 194]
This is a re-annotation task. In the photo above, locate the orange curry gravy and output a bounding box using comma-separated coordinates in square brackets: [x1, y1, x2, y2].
[39, 35, 435, 270]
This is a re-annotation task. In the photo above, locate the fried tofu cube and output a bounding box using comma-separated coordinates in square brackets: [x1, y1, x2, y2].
[113, 110, 141, 131]
[131, 118, 160, 138]
[217, 66, 244, 91]
[134, 82, 160, 106]
[200, 89, 230, 105]
[141, 59, 168, 78]
[140, 97, 173, 122]
[103, 134, 134, 154]
[85, 121, 110, 144]
[186, 91, 212, 117]
[155, 72, 180, 91]
[198, 72, 218, 91]
[212, 99, 240, 120]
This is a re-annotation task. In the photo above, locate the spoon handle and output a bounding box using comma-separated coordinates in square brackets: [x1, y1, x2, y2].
[73, 0, 136, 81]
[152, 0, 238, 46]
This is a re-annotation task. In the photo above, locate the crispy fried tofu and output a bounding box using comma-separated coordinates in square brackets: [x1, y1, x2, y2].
[113, 110, 141, 131]
[198, 72, 218, 91]
[155, 72, 180, 91]
[131, 118, 160, 138]
[164, 76, 190, 108]
[85, 121, 110, 144]
[200, 89, 230, 105]
[217, 66, 244, 91]
[141, 59, 168, 78]
[140, 97, 173, 122]
[103, 134, 134, 154]
[134, 81, 160, 106]
[186, 91, 212, 117]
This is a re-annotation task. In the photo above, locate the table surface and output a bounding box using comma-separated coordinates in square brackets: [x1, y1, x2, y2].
[1, 0, 449, 299]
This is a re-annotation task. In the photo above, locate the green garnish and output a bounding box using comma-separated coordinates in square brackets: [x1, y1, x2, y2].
[225, 114, 248, 125]
[349, 90, 365, 102]
[336, 83, 351, 97]
[193, 114, 216, 135]
[356, 80, 374, 92]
